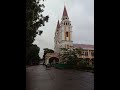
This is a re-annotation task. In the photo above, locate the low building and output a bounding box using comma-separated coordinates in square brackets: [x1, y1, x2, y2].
[73, 44, 94, 65]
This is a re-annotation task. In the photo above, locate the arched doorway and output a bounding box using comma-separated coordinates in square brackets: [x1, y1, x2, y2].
[49, 57, 59, 65]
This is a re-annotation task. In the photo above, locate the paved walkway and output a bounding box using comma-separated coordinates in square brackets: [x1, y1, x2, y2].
[26, 65, 94, 90]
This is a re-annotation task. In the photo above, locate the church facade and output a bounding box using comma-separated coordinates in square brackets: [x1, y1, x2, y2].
[45, 6, 94, 65]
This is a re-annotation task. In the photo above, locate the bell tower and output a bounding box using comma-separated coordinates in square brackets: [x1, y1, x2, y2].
[60, 6, 73, 49]
[54, 5, 73, 54]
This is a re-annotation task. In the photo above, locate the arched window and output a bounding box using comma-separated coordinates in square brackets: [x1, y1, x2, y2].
[66, 32, 68, 37]
[85, 52, 88, 56]
[91, 52, 94, 56]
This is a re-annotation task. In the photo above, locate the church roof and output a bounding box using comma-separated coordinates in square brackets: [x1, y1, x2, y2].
[62, 6, 68, 17]
[56, 20, 60, 29]
[73, 44, 94, 50]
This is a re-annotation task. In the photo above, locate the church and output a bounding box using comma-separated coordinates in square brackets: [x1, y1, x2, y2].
[45, 6, 94, 65]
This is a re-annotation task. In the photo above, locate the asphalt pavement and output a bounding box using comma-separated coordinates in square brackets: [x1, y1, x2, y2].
[26, 65, 94, 90]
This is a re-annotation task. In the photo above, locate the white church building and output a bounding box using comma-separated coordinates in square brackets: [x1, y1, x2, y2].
[45, 6, 94, 65]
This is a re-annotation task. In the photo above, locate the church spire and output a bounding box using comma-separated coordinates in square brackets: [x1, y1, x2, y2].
[56, 20, 60, 32]
[57, 20, 60, 28]
[62, 5, 68, 17]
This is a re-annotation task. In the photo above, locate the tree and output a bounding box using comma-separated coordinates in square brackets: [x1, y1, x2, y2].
[26, 44, 40, 65]
[78, 59, 88, 69]
[26, 0, 49, 65]
[60, 47, 83, 68]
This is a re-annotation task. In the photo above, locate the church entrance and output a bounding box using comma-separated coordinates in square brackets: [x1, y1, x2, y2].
[49, 57, 59, 66]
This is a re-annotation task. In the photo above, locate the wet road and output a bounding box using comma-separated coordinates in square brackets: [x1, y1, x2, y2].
[26, 65, 94, 90]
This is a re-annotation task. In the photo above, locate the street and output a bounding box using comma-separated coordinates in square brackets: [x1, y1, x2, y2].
[26, 65, 94, 90]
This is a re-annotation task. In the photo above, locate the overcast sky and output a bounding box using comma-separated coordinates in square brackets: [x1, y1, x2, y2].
[33, 0, 94, 58]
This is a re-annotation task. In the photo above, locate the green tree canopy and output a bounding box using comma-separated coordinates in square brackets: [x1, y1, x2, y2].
[26, 0, 49, 46]
[26, 0, 49, 65]
[60, 48, 83, 65]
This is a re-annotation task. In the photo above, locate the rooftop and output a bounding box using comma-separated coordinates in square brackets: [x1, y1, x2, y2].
[73, 44, 94, 50]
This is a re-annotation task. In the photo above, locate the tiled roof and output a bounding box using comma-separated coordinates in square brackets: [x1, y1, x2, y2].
[73, 44, 94, 50]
